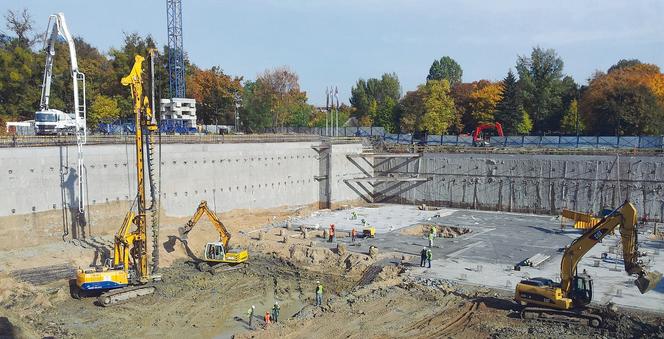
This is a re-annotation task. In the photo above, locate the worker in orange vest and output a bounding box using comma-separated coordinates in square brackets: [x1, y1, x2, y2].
[264, 310, 271, 325]
[328, 224, 336, 242]
[351, 228, 357, 242]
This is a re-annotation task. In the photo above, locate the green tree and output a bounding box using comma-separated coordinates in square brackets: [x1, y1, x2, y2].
[515, 109, 533, 134]
[427, 56, 462, 86]
[0, 43, 41, 119]
[89, 95, 120, 128]
[240, 80, 272, 131]
[494, 70, 523, 134]
[373, 97, 398, 132]
[398, 80, 455, 134]
[560, 99, 583, 135]
[350, 73, 400, 130]
[421, 80, 456, 134]
[516, 47, 568, 133]
[240, 67, 311, 131]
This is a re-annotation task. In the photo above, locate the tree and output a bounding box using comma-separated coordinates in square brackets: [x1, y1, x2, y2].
[4, 9, 36, 48]
[607, 59, 642, 74]
[580, 61, 664, 135]
[397, 80, 456, 134]
[515, 109, 533, 134]
[427, 56, 462, 86]
[373, 97, 398, 132]
[0, 43, 41, 119]
[421, 80, 456, 134]
[240, 66, 311, 131]
[516, 47, 568, 133]
[494, 70, 524, 134]
[240, 80, 271, 131]
[467, 80, 502, 125]
[396, 90, 425, 132]
[187, 66, 242, 124]
[88, 95, 120, 128]
[560, 99, 583, 135]
[350, 73, 400, 131]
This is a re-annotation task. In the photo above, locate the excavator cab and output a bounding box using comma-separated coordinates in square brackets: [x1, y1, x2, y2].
[205, 242, 227, 261]
[569, 274, 593, 307]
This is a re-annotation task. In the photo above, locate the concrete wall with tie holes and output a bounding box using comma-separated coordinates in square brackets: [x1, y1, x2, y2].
[0, 141, 366, 245]
[376, 152, 664, 221]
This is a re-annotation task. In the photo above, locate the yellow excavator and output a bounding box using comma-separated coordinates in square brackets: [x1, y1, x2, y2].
[179, 200, 249, 274]
[515, 201, 662, 327]
[72, 52, 162, 306]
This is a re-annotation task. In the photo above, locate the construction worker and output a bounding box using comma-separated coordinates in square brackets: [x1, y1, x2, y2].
[264, 310, 271, 325]
[247, 305, 255, 326]
[328, 224, 336, 242]
[272, 301, 280, 322]
[351, 211, 357, 220]
[426, 248, 432, 268]
[351, 228, 357, 242]
[430, 225, 436, 236]
[428, 231, 434, 248]
[315, 280, 323, 306]
[420, 247, 427, 267]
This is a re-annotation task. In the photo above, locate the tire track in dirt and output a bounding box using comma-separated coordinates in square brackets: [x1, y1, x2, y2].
[433, 302, 479, 337]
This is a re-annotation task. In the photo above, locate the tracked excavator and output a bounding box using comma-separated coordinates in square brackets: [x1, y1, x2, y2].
[515, 201, 662, 327]
[179, 200, 249, 274]
[72, 51, 162, 306]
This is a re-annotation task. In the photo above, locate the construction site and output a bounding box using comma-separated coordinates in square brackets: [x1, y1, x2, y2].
[2, 2, 664, 339]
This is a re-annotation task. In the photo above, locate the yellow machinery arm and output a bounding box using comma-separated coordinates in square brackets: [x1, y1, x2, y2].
[74, 52, 161, 305]
[561, 209, 600, 229]
[560, 201, 658, 294]
[179, 200, 232, 248]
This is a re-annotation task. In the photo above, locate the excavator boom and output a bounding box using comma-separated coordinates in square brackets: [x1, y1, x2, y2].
[560, 201, 660, 294]
[515, 201, 661, 327]
[179, 200, 231, 248]
[179, 200, 248, 268]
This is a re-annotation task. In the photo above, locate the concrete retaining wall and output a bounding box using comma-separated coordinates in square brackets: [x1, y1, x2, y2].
[0, 141, 366, 243]
[377, 153, 664, 220]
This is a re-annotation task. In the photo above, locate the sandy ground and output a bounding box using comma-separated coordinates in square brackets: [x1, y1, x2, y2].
[2, 204, 664, 338]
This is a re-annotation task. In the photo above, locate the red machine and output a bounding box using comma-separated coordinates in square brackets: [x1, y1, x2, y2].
[472, 122, 503, 146]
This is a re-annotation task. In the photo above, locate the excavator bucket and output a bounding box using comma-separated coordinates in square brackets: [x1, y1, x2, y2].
[635, 271, 663, 294]
[178, 227, 189, 244]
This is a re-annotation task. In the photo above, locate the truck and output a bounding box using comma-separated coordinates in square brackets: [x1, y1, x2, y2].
[34, 12, 86, 136]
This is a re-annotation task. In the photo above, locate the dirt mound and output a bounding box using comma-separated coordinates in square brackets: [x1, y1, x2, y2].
[287, 244, 373, 276]
[400, 224, 472, 238]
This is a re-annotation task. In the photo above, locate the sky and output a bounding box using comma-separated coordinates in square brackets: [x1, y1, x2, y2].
[2, 0, 663, 105]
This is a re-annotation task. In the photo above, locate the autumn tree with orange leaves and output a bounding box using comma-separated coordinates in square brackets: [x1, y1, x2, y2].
[580, 60, 664, 135]
[187, 66, 243, 125]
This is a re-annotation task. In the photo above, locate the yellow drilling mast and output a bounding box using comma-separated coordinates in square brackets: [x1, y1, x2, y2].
[73, 52, 161, 306]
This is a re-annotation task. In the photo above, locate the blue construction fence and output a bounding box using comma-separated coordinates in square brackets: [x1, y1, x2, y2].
[391, 134, 664, 149]
[260, 127, 387, 137]
[98, 119, 196, 134]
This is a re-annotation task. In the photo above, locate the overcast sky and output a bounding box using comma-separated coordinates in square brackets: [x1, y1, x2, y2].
[3, 0, 663, 105]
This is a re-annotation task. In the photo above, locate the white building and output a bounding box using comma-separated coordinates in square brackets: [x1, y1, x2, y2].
[159, 98, 197, 128]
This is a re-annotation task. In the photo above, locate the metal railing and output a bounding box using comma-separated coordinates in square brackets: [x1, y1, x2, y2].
[0, 134, 363, 148]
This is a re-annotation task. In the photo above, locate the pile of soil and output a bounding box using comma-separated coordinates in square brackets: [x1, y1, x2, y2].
[400, 224, 472, 238]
